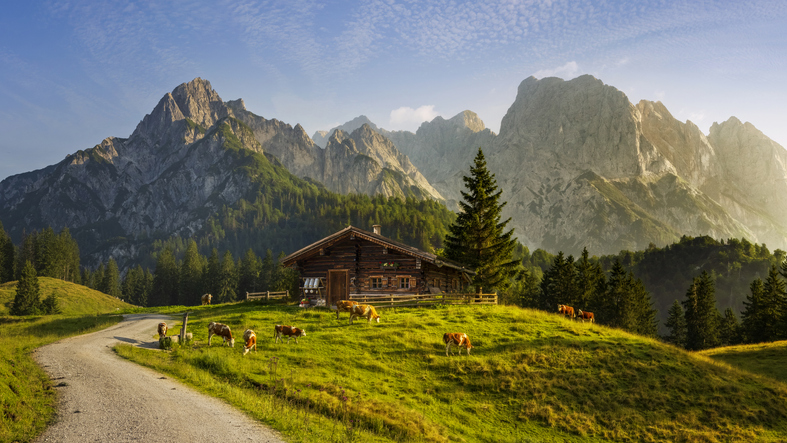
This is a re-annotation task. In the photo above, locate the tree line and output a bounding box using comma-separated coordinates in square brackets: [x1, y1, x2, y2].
[102, 240, 299, 307]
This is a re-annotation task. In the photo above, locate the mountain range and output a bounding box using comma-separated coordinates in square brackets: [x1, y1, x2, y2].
[1, 75, 786, 268]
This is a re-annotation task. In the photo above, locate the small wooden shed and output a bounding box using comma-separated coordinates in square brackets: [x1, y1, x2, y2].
[282, 225, 475, 305]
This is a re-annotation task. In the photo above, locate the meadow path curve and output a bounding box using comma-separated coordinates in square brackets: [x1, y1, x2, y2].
[33, 313, 284, 443]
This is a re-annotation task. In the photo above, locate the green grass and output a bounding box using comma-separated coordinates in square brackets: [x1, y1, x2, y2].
[0, 277, 134, 316]
[115, 302, 787, 442]
[701, 341, 787, 384]
[0, 314, 123, 442]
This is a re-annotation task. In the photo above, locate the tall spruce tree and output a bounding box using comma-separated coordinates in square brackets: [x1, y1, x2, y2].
[150, 248, 179, 307]
[444, 148, 518, 292]
[741, 278, 770, 343]
[238, 249, 260, 297]
[665, 300, 687, 347]
[683, 271, 720, 350]
[719, 308, 740, 346]
[11, 261, 41, 315]
[0, 221, 15, 283]
[217, 250, 237, 303]
[101, 258, 122, 298]
[762, 265, 786, 340]
[538, 252, 577, 311]
[575, 247, 605, 312]
[179, 239, 204, 305]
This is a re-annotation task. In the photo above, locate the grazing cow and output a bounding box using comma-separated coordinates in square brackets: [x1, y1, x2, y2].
[201, 293, 213, 305]
[274, 325, 306, 344]
[336, 300, 359, 320]
[242, 329, 257, 356]
[558, 304, 575, 319]
[157, 322, 168, 338]
[443, 332, 473, 356]
[349, 304, 381, 325]
[207, 322, 235, 347]
[577, 310, 595, 323]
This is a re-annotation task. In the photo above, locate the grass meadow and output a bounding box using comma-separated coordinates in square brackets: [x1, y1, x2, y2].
[701, 341, 787, 385]
[0, 278, 132, 442]
[115, 301, 787, 442]
[0, 314, 123, 442]
[0, 277, 133, 316]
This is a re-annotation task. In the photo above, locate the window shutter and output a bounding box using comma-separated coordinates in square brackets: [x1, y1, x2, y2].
[409, 277, 416, 289]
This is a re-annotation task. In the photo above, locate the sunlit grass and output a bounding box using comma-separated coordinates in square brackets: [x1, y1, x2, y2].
[0, 314, 123, 442]
[116, 302, 787, 442]
[701, 340, 787, 385]
[0, 277, 134, 316]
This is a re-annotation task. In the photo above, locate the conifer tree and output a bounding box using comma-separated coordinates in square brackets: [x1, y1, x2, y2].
[575, 247, 605, 311]
[444, 148, 518, 292]
[179, 239, 204, 305]
[101, 258, 122, 298]
[217, 250, 237, 303]
[762, 265, 786, 340]
[204, 248, 221, 298]
[719, 307, 740, 346]
[665, 300, 687, 347]
[238, 249, 260, 297]
[741, 278, 769, 343]
[151, 248, 179, 307]
[0, 221, 15, 283]
[538, 252, 577, 311]
[683, 271, 720, 350]
[11, 261, 41, 315]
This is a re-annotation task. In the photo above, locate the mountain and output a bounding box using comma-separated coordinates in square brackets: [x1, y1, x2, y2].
[0, 79, 454, 267]
[229, 104, 441, 200]
[312, 110, 495, 208]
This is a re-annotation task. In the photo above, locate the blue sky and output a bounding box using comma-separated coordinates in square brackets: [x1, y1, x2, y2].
[1, 0, 785, 180]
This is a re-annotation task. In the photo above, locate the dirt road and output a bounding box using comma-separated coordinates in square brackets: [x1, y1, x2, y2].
[33, 313, 284, 442]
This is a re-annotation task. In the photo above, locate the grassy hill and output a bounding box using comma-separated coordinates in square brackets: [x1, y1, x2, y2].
[115, 302, 787, 442]
[701, 341, 787, 385]
[0, 277, 134, 316]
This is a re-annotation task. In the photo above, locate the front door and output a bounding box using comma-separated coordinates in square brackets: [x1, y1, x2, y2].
[328, 270, 348, 306]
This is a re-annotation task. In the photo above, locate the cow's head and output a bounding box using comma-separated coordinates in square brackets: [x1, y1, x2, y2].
[229, 338, 235, 347]
[298, 328, 306, 337]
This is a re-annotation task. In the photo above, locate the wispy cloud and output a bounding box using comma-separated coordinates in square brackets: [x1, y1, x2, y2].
[389, 105, 439, 128]
[532, 61, 579, 79]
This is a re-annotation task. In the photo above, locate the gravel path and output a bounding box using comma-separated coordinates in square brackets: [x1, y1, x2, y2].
[33, 313, 284, 442]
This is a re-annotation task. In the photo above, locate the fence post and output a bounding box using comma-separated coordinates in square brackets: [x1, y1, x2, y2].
[266, 291, 270, 301]
[180, 312, 190, 344]
[246, 291, 249, 300]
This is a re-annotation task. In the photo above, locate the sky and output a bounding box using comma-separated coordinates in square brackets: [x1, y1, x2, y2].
[1, 0, 785, 180]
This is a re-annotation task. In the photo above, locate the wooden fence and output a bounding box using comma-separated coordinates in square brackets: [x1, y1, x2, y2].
[246, 290, 289, 301]
[348, 292, 497, 309]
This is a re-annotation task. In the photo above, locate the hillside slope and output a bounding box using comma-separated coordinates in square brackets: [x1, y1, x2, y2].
[0, 277, 133, 316]
[117, 303, 787, 442]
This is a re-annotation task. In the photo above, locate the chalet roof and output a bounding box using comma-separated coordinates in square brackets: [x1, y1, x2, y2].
[281, 225, 475, 275]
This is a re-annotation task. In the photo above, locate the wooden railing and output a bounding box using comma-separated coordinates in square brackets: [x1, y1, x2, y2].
[348, 292, 497, 308]
[246, 290, 289, 301]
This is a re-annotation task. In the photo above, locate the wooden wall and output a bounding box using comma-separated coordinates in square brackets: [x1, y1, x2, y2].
[294, 236, 468, 296]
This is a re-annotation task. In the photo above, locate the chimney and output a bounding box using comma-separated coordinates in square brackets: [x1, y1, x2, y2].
[373, 225, 381, 235]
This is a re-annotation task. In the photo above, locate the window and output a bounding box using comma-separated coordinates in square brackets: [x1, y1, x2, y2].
[399, 276, 410, 289]
[371, 276, 383, 289]
[452, 278, 460, 291]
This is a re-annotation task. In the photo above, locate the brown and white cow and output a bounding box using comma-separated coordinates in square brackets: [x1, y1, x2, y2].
[443, 332, 473, 356]
[157, 322, 168, 338]
[577, 310, 595, 323]
[336, 300, 359, 320]
[274, 325, 306, 344]
[242, 329, 257, 355]
[349, 304, 380, 325]
[201, 293, 213, 305]
[558, 304, 575, 319]
[208, 322, 235, 347]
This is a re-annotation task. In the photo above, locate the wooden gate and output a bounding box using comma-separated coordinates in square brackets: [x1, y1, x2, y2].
[327, 270, 348, 306]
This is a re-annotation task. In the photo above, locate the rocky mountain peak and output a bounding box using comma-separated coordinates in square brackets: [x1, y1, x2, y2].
[169, 78, 229, 128]
[312, 115, 382, 147]
[448, 110, 486, 132]
[225, 98, 247, 113]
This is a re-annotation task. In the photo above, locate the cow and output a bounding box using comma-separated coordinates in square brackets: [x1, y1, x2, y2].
[443, 332, 473, 356]
[242, 329, 257, 355]
[201, 293, 213, 305]
[274, 325, 306, 344]
[207, 322, 235, 347]
[336, 300, 359, 320]
[558, 304, 575, 319]
[157, 322, 168, 338]
[577, 310, 595, 323]
[349, 304, 381, 325]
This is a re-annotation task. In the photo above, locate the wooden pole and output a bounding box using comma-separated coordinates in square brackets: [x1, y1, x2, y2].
[180, 312, 190, 343]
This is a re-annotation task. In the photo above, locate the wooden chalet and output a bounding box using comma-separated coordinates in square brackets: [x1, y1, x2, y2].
[282, 225, 475, 305]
